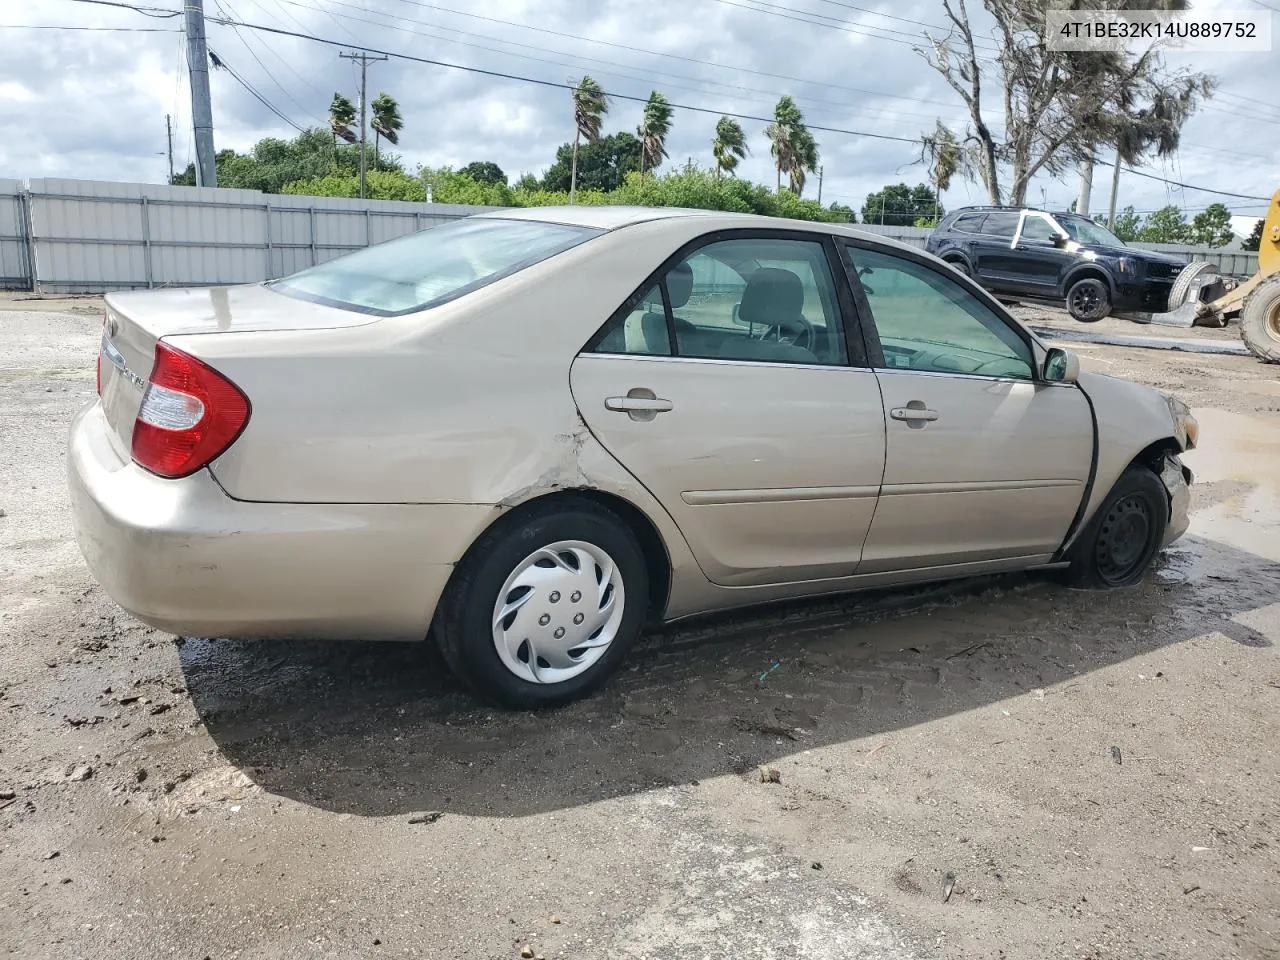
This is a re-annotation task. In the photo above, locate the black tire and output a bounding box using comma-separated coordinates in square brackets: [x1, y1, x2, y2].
[1166, 261, 1218, 312]
[434, 497, 650, 709]
[1066, 277, 1111, 322]
[1064, 466, 1169, 589]
[1240, 276, 1280, 364]
[944, 257, 971, 278]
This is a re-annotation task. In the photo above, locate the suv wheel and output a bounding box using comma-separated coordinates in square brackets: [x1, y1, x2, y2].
[944, 257, 970, 278]
[1066, 277, 1111, 322]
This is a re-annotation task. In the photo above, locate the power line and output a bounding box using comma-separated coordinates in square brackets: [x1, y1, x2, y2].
[374, 0, 961, 110]
[63, 0, 181, 17]
[202, 12, 926, 144]
[212, 0, 325, 123]
[238, 0, 331, 97]
[1095, 159, 1273, 202]
[208, 48, 308, 131]
[0, 23, 180, 30]
[279, 0, 961, 130]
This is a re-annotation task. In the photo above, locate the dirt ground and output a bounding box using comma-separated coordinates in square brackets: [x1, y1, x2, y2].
[1, 294, 1278, 960]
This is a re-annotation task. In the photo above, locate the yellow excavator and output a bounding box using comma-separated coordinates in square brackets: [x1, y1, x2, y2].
[1153, 189, 1280, 363]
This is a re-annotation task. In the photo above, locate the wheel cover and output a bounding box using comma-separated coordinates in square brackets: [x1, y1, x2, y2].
[1265, 297, 1280, 344]
[1095, 495, 1156, 585]
[1071, 283, 1102, 316]
[491, 540, 625, 685]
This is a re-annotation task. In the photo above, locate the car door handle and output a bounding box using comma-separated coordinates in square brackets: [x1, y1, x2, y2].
[605, 396, 673, 413]
[890, 406, 939, 422]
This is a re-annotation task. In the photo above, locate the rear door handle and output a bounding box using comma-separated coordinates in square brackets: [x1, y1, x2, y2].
[890, 406, 939, 422]
[605, 396, 673, 413]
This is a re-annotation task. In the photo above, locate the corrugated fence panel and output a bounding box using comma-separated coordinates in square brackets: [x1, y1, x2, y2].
[0, 179, 29, 289]
[6, 177, 1264, 292]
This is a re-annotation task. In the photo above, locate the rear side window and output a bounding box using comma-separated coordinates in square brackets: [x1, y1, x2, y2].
[272, 218, 601, 316]
[952, 213, 986, 233]
[982, 212, 1019, 238]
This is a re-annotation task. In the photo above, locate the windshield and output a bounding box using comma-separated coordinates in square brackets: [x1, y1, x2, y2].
[272, 217, 601, 315]
[1058, 216, 1125, 247]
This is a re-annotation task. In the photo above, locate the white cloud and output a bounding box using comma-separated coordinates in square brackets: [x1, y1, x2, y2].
[1, 0, 1276, 221]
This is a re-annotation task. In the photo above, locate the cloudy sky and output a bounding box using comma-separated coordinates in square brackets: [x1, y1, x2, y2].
[1, 0, 1277, 225]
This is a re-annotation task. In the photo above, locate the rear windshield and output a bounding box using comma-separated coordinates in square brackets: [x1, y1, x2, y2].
[271, 217, 602, 316]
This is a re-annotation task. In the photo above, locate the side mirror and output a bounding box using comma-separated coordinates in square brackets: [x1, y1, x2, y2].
[1051, 233, 1069, 249]
[1043, 346, 1079, 383]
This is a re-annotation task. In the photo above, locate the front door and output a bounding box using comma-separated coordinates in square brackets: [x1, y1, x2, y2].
[842, 241, 1094, 573]
[1011, 211, 1077, 293]
[572, 233, 887, 588]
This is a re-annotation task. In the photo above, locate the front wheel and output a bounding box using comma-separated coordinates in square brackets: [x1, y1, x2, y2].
[1066, 277, 1111, 322]
[434, 498, 650, 709]
[1240, 276, 1280, 364]
[1064, 466, 1169, 588]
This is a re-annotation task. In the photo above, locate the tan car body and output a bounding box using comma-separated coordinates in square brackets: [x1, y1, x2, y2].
[68, 207, 1191, 643]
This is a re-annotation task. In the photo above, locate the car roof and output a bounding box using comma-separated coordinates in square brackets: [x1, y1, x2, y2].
[472, 204, 922, 253]
[473, 205, 744, 230]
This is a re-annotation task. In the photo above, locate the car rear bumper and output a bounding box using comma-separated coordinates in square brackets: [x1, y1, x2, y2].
[66, 402, 495, 641]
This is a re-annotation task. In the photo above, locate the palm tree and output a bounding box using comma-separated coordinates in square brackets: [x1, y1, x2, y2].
[637, 91, 673, 177]
[328, 92, 357, 169]
[370, 92, 403, 171]
[570, 76, 609, 203]
[765, 95, 801, 194]
[765, 96, 818, 195]
[788, 128, 818, 196]
[711, 116, 748, 178]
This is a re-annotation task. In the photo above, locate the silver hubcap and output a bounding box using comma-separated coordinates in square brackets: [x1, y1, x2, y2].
[491, 540, 625, 684]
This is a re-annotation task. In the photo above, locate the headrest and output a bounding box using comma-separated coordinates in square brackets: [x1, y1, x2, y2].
[738, 267, 803, 326]
[666, 261, 694, 309]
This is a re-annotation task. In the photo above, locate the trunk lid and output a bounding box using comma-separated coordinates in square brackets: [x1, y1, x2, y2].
[98, 283, 374, 456]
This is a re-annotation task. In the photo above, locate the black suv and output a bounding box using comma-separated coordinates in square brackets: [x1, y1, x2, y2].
[925, 207, 1188, 322]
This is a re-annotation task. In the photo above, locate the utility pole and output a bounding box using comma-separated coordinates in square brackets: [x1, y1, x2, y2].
[339, 50, 388, 199]
[165, 114, 175, 185]
[817, 165, 824, 204]
[184, 0, 217, 187]
[1106, 146, 1122, 225]
[1077, 160, 1093, 218]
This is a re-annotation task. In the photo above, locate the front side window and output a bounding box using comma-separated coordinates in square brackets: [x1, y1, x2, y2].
[1020, 215, 1057, 242]
[846, 245, 1034, 380]
[592, 236, 848, 366]
[272, 217, 601, 315]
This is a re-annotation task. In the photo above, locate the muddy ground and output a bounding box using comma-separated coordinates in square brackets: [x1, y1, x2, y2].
[1, 295, 1278, 960]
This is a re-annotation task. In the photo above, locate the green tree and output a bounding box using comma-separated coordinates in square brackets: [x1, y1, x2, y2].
[171, 129, 401, 192]
[1188, 202, 1233, 248]
[765, 96, 817, 195]
[861, 183, 943, 226]
[328, 92, 357, 168]
[1137, 205, 1190, 243]
[370, 93, 403, 170]
[460, 162, 507, 186]
[1242, 218, 1265, 252]
[1104, 205, 1143, 242]
[570, 76, 610, 203]
[638, 91, 673, 176]
[711, 116, 749, 178]
[541, 132, 640, 193]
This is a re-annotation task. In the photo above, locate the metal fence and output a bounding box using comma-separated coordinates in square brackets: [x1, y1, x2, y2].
[0, 178, 496, 294]
[0, 178, 1262, 292]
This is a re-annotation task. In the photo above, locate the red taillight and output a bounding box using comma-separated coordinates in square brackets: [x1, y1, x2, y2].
[131, 342, 250, 479]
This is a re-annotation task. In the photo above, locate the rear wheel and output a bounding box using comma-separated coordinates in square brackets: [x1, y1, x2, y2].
[1064, 466, 1169, 588]
[434, 497, 649, 709]
[1240, 276, 1280, 364]
[1066, 277, 1111, 322]
[944, 257, 971, 278]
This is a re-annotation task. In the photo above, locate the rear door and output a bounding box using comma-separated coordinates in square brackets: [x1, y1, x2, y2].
[571, 232, 887, 588]
[972, 211, 1030, 291]
[841, 240, 1094, 573]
